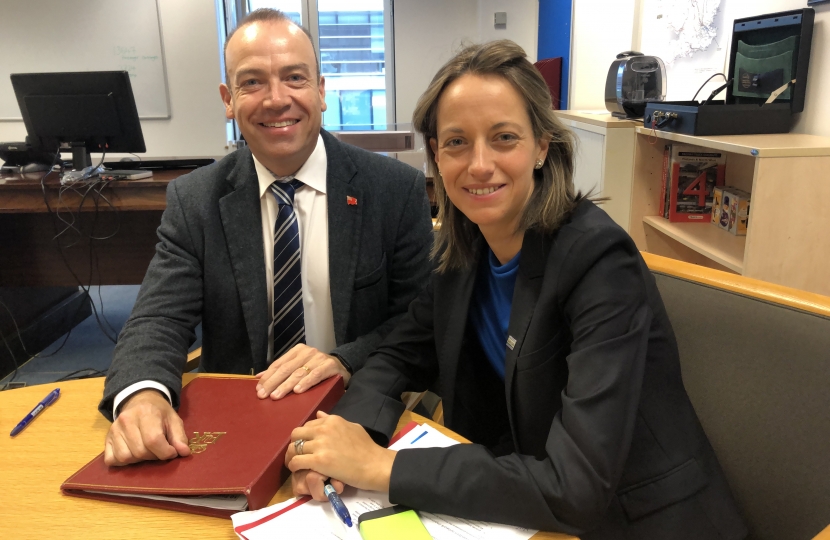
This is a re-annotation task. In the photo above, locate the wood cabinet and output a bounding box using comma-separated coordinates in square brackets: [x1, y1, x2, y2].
[553, 111, 639, 231]
[629, 127, 830, 297]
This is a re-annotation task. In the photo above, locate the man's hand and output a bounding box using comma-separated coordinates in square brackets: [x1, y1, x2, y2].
[285, 411, 396, 493]
[104, 389, 191, 466]
[255, 344, 351, 400]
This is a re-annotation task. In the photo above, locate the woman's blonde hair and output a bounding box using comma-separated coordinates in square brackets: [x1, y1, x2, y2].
[413, 40, 580, 272]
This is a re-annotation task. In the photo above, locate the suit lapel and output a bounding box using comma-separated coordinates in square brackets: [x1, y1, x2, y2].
[322, 131, 362, 345]
[504, 229, 548, 440]
[218, 149, 269, 371]
[435, 236, 483, 427]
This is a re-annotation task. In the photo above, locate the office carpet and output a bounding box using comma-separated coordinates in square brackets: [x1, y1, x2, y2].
[0, 286, 201, 389]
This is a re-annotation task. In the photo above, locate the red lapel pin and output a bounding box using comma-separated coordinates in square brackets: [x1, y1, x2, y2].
[346, 196, 358, 206]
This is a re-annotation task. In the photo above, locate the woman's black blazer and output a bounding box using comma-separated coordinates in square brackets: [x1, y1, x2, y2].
[333, 200, 747, 540]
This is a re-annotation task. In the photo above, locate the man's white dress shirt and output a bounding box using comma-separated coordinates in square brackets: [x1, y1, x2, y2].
[113, 135, 335, 416]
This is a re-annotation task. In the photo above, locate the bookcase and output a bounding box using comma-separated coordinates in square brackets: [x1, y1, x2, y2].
[629, 128, 830, 297]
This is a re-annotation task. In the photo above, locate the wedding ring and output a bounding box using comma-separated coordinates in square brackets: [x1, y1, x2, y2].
[294, 439, 305, 456]
[300, 365, 311, 374]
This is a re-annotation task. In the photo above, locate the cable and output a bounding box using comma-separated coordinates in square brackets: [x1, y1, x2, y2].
[34, 149, 121, 352]
[702, 78, 734, 106]
[42, 149, 120, 342]
[692, 73, 727, 102]
[1, 147, 125, 390]
[0, 295, 88, 390]
[0, 322, 21, 391]
[53, 368, 108, 382]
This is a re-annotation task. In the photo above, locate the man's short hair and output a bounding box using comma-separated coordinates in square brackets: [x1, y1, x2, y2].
[223, 8, 321, 82]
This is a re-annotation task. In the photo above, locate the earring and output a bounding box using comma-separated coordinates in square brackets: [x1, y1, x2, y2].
[534, 159, 544, 169]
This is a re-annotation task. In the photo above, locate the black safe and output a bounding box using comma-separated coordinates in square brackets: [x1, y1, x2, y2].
[644, 8, 814, 136]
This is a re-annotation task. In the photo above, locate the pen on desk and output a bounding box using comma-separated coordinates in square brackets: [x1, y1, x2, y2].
[324, 479, 352, 527]
[10, 388, 60, 437]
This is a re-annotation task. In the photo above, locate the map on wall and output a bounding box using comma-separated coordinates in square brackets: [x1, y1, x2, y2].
[659, 0, 722, 64]
[641, 0, 729, 101]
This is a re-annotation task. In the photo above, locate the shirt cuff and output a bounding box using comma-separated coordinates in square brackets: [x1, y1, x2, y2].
[113, 380, 173, 420]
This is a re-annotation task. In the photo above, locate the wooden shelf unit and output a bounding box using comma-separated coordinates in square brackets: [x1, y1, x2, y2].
[554, 111, 639, 232]
[630, 129, 830, 297]
[642, 216, 746, 273]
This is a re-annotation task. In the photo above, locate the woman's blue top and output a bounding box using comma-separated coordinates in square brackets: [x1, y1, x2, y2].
[469, 249, 521, 380]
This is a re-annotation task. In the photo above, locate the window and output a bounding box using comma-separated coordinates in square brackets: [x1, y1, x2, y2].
[224, 0, 395, 132]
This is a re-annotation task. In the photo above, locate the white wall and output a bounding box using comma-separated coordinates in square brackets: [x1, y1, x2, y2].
[478, 0, 539, 63]
[0, 0, 229, 159]
[393, 0, 539, 126]
[569, 0, 637, 111]
[393, 0, 479, 126]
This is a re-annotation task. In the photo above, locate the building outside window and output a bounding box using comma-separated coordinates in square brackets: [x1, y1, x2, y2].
[234, 0, 394, 131]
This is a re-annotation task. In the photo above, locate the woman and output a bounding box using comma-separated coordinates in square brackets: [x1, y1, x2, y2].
[285, 40, 747, 539]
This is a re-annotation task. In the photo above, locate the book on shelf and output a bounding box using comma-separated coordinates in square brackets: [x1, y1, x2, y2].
[663, 144, 726, 222]
[61, 375, 345, 518]
[712, 186, 751, 236]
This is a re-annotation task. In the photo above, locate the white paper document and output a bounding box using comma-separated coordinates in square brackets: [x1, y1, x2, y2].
[232, 488, 388, 540]
[231, 423, 537, 540]
[85, 490, 249, 511]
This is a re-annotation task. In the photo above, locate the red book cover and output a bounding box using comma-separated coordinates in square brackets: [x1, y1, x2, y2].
[61, 375, 344, 518]
[667, 145, 727, 223]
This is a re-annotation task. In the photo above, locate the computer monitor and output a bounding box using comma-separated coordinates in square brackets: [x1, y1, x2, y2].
[10, 71, 146, 170]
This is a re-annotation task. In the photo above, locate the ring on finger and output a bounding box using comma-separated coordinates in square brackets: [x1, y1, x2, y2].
[299, 365, 311, 375]
[294, 439, 305, 456]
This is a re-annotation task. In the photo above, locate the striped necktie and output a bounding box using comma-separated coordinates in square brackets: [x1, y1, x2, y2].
[269, 177, 305, 360]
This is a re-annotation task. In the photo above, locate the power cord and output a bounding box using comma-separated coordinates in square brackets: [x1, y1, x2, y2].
[692, 73, 727, 102]
[701, 78, 734, 106]
[1, 149, 125, 390]
[43, 148, 121, 343]
[54, 368, 108, 382]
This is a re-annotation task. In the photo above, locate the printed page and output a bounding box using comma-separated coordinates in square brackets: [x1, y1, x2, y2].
[231, 488, 390, 540]
[420, 512, 536, 540]
[85, 490, 248, 511]
[389, 424, 459, 451]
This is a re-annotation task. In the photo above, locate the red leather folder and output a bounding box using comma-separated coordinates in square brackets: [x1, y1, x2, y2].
[61, 375, 344, 518]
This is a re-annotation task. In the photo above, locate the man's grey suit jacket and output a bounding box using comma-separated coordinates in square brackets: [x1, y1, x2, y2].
[99, 130, 434, 420]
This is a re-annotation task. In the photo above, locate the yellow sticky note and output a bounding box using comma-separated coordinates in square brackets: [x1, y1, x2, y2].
[358, 506, 432, 540]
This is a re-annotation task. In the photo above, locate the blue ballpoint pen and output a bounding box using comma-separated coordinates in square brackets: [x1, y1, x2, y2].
[324, 479, 353, 527]
[10, 388, 60, 437]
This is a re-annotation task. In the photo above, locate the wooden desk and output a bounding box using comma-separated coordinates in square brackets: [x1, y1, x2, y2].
[0, 375, 574, 539]
[0, 170, 180, 286]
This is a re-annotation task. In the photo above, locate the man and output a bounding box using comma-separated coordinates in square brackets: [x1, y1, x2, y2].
[98, 9, 433, 466]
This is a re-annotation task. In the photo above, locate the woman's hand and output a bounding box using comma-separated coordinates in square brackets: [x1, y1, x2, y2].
[292, 470, 346, 502]
[286, 411, 397, 495]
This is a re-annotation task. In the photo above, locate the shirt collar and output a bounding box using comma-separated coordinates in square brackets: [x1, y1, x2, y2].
[253, 133, 328, 198]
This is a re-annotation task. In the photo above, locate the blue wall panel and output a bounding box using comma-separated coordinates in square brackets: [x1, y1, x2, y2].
[537, 0, 573, 110]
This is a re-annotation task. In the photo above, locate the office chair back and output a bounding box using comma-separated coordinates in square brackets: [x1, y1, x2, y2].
[644, 252, 830, 540]
[533, 57, 562, 110]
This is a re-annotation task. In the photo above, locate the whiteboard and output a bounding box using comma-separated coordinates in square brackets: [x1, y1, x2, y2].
[0, 0, 170, 120]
